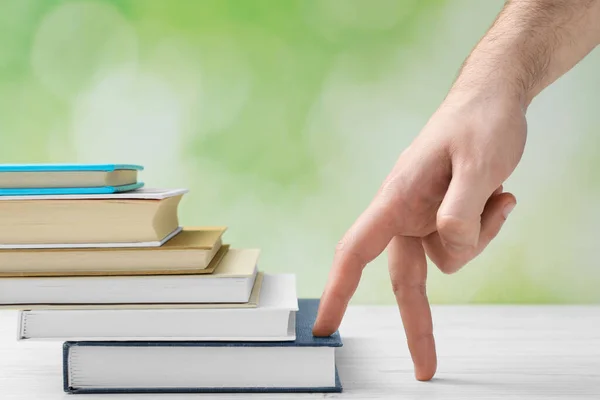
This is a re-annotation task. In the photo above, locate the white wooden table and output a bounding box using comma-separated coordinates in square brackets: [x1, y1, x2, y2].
[1, 305, 599, 399]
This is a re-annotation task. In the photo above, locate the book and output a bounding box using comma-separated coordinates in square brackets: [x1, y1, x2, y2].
[4, 269, 263, 310]
[0, 188, 187, 248]
[0, 248, 259, 306]
[62, 299, 342, 394]
[0, 187, 186, 201]
[19, 273, 297, 341]
[0, 183, 144, 196]
[0, 227, 227, 277]
[0, 164, 143, 195]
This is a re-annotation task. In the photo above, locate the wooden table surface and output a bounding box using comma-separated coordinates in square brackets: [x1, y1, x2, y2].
[1, 305, 599, 399]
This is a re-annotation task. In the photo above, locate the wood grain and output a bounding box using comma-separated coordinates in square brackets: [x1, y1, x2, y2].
[1, 305, 599, 399]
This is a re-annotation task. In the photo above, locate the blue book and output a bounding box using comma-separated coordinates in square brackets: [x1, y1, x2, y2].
[63, 299, 342, 394]
[0, 164, 143, 195]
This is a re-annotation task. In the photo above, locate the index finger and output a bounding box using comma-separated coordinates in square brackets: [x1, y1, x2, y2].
[313, 198, 397, 336]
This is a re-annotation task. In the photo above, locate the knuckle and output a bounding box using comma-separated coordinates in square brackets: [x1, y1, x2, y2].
[334, 238, 348, 254]
[436, 258, 462, 275]
[379, 175, 399, 201]
[457, 158, 485, 175]
[413, 332, 435, 342]
[378, 173, 412, 208]
[335, 237, 366, 267]
[436, 214, 473, 242]
[457, 156, 505, 184]
[378, 184, 419, 228]
[391, 280, 427, 303]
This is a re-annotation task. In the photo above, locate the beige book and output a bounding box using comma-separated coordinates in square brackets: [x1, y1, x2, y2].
[0, 228, 228, 277]
[0, 248, 261, 306]
[0, 170, 137, 188]
[0, 194, 183, 246]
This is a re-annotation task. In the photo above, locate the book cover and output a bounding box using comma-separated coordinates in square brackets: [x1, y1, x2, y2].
[11, 270, 262, 312]
[0, 227, 227, 277]
[0, 227, 183, 250]
[0, 190, 185, 248]
[0, 182, 144, 196]
[0, 164, 143, 172]
[63, 298, 342, 393]
[0, 164, 144, 195]
[0, 247, 258, 306]
[0, 187, 187, 201]
[18, 273, 292, 341]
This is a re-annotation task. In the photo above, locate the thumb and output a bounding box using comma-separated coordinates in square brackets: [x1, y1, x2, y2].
[436, 167, 498, 253]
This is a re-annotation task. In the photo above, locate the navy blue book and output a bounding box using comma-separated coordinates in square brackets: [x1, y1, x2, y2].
[63, 298, 342, 394]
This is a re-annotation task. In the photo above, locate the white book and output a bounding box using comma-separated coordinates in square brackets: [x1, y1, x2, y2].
[0, 248, 259, 306]
[18, 274, 298, 341]
[62, 299, 342, 393]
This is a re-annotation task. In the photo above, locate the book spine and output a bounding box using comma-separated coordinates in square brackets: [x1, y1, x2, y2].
[62, 342, 75, 393]
[16, 311, 25, 340]
[60, 342, 342, 394]
[63, 387, 342, 394]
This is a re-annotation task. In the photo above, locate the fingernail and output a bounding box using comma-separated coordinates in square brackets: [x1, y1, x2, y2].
[503, 203, 516, 219]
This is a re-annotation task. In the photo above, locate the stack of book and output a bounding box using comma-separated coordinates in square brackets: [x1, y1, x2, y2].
[0, 164, 342, 394]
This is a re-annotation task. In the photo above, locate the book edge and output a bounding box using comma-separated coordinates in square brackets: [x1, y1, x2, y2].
[8, 265, 260, 312]
[64, 366, 342, 394]
[0, 164, 143, 173]
[0, 182, 144, 196]
[0, 187, 188, 201]
[0, 226, 182, 250]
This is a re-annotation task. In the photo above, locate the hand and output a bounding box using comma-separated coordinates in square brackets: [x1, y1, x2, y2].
[312, 90, 527, 381]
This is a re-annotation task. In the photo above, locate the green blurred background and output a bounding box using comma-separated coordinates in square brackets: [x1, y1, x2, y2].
[1, 0, 599, 304]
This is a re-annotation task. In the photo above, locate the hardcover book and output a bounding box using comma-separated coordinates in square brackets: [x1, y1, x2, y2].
[0, 164, 143, 195]
[0, 227, 227, 277]
[19, 273, 295, 341]
[62, 299, 342, 393]
[0, 188, 187, 248]
[0, 248, 259, 306]
[6, 269, 263, 311]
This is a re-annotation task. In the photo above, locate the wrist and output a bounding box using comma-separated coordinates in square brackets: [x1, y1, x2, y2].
[448, 53, 532, 112]
[446, 74, 529, 114]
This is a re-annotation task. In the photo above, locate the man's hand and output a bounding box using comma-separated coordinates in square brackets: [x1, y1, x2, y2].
[313, 0, 600, 381]
[313, 90, 526, 381]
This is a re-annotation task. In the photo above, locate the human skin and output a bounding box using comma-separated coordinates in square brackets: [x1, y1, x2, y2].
[313, 0, 600, 381]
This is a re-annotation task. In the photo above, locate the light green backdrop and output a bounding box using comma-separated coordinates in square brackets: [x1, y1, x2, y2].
[2, 0, 599, 304]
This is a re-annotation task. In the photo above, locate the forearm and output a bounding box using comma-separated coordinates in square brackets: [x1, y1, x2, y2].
[451, 0, 600, 108]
